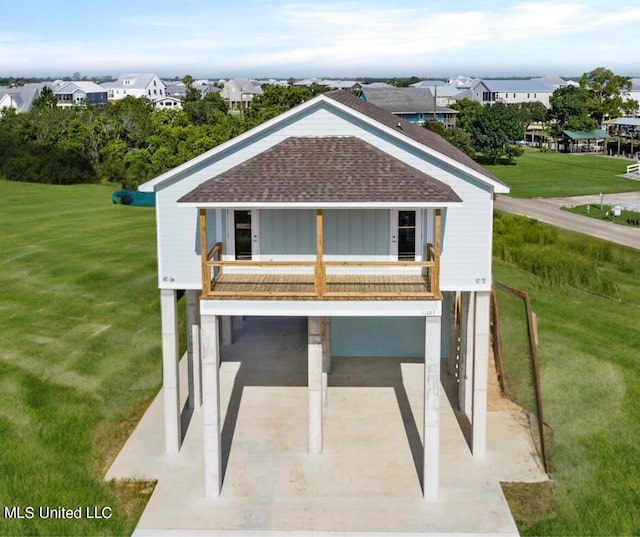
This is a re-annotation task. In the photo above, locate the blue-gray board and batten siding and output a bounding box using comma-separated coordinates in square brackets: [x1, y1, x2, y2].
[331, 292, 451, 358]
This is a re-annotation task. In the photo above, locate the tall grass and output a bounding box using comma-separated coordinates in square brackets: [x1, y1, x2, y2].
[0, 180, 162, 535]
[493, 212, 619, 297]
[494, 211, 640, 535]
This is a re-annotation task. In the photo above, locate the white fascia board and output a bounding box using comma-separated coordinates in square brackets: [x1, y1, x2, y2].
[137, 95, 329, 193]
[200, 299, 442, 317]
[178, 201, 462, 209]
[324, 97, 510, 194]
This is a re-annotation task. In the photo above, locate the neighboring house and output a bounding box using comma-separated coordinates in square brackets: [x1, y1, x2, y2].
[359, 86, 458, 126]
[138, 89, 509, 501]
[221, 78, 262, 109]
[103, 73, 166, 101]
[624, 78, 640, 117]
[51, 81, 107, 107]
[535, 74, 573, 90]
[154, 95, 183, 110]
[467, 78, 556, 107]
[411, 81, 467, 107]
[200, 84, 222, 97]
[165, 84, 187, 99]
[0, 83, 44, 113]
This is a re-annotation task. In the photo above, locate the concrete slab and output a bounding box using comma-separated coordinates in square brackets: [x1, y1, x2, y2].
[106, 316, 546, 536]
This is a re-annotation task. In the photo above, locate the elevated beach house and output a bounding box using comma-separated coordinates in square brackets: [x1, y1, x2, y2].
[138, 90, 509, 501]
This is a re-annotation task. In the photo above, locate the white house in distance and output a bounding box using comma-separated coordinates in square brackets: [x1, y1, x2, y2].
[0, 83, 45, 113]
[103, 73, 166, 101]
[466, 78, 556, 107]
[139, 89, 509, 501]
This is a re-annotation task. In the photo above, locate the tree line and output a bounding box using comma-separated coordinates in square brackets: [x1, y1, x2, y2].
[0, 67, 635, 185]
[0, 83, 330, 188]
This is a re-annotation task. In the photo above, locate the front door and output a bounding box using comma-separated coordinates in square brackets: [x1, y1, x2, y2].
[234, 210, 252, 260]
[391, 210, 420, 261]
[397, 210, 416, 260]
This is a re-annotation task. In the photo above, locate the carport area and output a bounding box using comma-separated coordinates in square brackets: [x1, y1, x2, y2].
[106, 316, 546, 536]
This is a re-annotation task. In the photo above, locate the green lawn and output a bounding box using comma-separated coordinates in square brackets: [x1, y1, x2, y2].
[3, 180, 640, 535]
[493, 212, 640, 535]
[485, 149, 640, 198]
[0, 180, 163, 535]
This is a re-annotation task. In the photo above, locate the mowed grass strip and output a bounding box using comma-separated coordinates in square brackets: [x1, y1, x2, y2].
[0, 180, 163, 535]
[485, 149, 640, 198]
[493, 212, 640, 535]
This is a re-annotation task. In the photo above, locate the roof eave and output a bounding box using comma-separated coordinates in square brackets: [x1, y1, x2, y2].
[178, 200, 463, 209]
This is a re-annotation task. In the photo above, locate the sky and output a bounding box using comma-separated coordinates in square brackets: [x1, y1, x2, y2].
[2, 0, 640, 79]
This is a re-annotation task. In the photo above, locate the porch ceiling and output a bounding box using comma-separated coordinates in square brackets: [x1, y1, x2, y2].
[178, 136, 462, 205]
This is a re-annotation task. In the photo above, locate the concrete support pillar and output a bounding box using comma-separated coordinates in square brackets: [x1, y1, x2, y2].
[458, 291, 475, 418]
[308, 316, 323, 454]
[471, 291, 491, 458]
[186, 290, 202, 409]
[160, 289, 181, 454]
[423, 315, 442, 501]
[322, 317, 331, 416]
[221, 316, 233, 345]
[447, 292, 459, 377]
[202, 314, 222, 497]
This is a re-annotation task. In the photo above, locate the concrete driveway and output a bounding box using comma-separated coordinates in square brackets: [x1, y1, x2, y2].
[106, 317, 546, 536]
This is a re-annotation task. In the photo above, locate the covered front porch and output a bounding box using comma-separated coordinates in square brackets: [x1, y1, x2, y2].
[198, 208, 442, 301]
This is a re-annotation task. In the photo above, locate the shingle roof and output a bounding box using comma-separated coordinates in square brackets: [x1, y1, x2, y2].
[360, 87, 434, 114]
[324, 90, 502, 184]
[179, 137, 461, 204]
[478, 79, 554, 92]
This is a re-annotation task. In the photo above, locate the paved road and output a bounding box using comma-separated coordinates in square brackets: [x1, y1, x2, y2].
[495, 194, 640, 250]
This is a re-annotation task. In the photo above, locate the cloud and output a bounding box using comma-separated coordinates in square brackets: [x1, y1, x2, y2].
[3, 0, 640, 76]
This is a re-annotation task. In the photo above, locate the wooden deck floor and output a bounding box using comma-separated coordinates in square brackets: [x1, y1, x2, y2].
[206, 273, 436, 300]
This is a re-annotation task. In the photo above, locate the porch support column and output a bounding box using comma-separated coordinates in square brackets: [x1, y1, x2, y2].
[315, 210, 325, 298]
[199, 209, 211, 296]
[471, 291, 491, 458]
[221, 316, 233, 345]
[161, 289, 181, 454]
[308, 316, 323, 454]
[423, 315, 442, 501]
[447, 292, 458, 377]
[459, 291, 475, 417]
[202, 314, 222, 497]
[186, 290, 202, 409]
[322, 317, 332, 416]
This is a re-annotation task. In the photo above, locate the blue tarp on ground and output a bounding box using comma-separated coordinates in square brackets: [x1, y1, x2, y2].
[112, 190, 156, 206]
